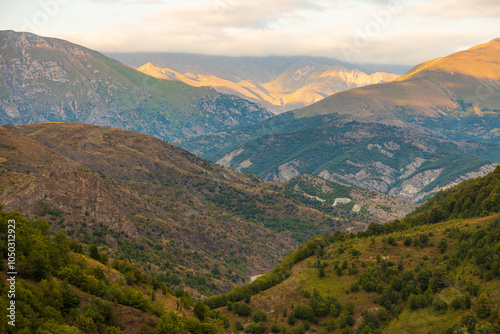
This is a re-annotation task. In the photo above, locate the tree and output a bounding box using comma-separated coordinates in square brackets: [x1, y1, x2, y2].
[408, 294, 423, 310]
[156, 312, 182, 334]
[194, 301, 208, 321]
[61, 281, 81, 312]
[432, 298, 448, 315]
[387, 236, 397, 246]
[38, 278, 63, 310]
[416, 269, 432, 291]
[461, 312, 478, 332]
[473, 293, 492, 318]
[419, 234, 429, 246]
[319, 263, 325, 278]
[438, 238, 448, 254]
[252, 310, 267, 323]
[379, 287, 397, 309]
[29, 241, 51, 281]
[235, 321, 244, 331]
[236, 302, 252, 316]
[89, 244, 101, 262]
[404, 237, 412, 246]
[350, 248, 361, 257]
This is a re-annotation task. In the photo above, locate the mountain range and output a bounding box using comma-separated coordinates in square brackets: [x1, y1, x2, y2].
[1, 31, 500, 204]
[298, 37, 500, 142]
[0, 30, 271, 141]
[177, 38, 500, 202]
[108, 53, 400, 114]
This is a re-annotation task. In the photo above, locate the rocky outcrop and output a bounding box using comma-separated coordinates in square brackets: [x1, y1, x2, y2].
[405, 163, 499, 202]
[333, 198, 352, 206]
[216, 148, 244, 168]
[389, 168, 444, 200]
[319, 156, 498, 202]
[265, 160, 303, 182]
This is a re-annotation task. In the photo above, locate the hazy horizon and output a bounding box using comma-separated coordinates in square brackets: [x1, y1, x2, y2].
[1, 0, 500, 66]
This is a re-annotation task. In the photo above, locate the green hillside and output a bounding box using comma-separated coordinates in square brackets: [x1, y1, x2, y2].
[196, 167, 500, 334]
[0, 206, 237, 334]
[179, 114, 499, 202]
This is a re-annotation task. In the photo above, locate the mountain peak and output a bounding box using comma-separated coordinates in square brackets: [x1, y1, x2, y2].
[399, 36, 500, 81]
[0, 31, 272, 142]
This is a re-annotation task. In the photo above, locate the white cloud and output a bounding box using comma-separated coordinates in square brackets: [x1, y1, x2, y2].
[146, 0, 323, 30]
[6, 0, 500, 65]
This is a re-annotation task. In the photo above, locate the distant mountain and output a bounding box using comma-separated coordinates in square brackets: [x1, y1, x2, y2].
[297, 38, 500, 142]
[0, 31, 272, 141]
[180, 114, 498, 202]
[177, 39, 500, 202]
[109, 53, 399, 114]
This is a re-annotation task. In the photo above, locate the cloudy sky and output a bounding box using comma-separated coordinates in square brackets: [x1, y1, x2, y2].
[1, 0, 500, 65]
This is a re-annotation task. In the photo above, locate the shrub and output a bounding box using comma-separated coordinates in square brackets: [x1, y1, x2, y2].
[451, 296, 464, 310]
[404, 237, 412, 246]
[432, 298, 448, 314]
[388, 236, 397, 246]
[293, 305, 317, 322]
[419, 234, 429, 246]
[236, 303, 252, 317]
[252, 310, 267, 323]
[438, 238, 448, 254]
[235, 321, 243, 331]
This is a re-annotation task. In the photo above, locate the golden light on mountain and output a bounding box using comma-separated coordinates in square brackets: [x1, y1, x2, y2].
[137, 61, 399, 114]
[297, 37, 500, 124]
[399, 38, 500, 81]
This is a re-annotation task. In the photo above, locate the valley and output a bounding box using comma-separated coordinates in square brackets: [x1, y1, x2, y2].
[0, 122, 416, 299]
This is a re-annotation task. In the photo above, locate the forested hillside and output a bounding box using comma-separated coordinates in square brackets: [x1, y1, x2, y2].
[196, 167, 500, 334]
[0, 206, 241, 334]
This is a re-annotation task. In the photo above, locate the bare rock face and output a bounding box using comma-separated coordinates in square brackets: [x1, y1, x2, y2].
[1, 165, 138, 239]
[216, 148, 244, 168]
[265, 160, 303, 182]
[403, 163, 499, 202]
[389, 168, 444, 200]
[319, 156, 498, 202]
